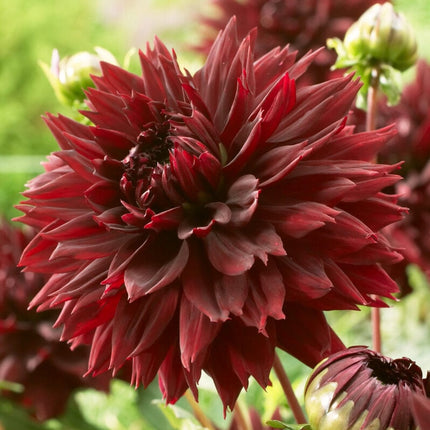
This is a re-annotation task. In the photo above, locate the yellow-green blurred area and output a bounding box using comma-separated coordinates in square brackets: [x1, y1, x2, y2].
[0, 0, 202, 220]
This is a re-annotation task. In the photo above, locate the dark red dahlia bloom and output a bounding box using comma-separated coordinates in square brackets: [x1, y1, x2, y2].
[18, 19, 404, 411]
[305, 346, 427, 429]
[350, 59, 430, 293]
[195, 0, 385, 83]
[0, 219, 109, 421]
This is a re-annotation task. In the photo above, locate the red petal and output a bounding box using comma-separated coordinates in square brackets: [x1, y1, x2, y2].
[124, 238, 189, 299]
[179, 295, 221, 369]
[182, 243, 230, 321]
[276, 304, 345, 368]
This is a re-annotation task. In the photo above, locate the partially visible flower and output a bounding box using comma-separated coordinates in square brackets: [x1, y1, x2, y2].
[195, 0, 384, 83]
[350, 59, 430, 294]
[0, 219, 109, 421]
[304, 346, 427, 429]
[18, 19, 404, 412]
[40, 47, 118, 108]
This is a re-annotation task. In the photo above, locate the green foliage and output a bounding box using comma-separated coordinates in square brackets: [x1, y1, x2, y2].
[266, 420, 311, 430]
[0, 0, 130, 218]
[0, 398, 47, 430]
[154, 402, 207, 430]
[0, 379, 24, 393]
[73, 380, 148, 430]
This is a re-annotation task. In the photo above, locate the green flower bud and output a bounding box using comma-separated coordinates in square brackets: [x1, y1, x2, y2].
[304, 347, 427, 430]
[40, 47, 118, 107]
[343, 3, 417, 71]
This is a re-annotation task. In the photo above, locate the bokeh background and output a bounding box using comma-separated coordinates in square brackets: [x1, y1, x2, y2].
[1, 1, 430, 429]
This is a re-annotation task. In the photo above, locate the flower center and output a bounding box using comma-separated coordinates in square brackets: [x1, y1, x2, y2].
[122, 121, 171, 186]
[367, 355, 423, 388]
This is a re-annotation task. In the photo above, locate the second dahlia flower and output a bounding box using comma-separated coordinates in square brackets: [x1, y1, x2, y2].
[0, 219, 109, 421]
[350, 59, 430, 293]
[196, 0, 385, 83]
[18, 19, 404, 411]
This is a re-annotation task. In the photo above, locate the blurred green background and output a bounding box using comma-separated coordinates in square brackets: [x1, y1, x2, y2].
[0, 0, 201, 220]
[1, 1, 430, 429]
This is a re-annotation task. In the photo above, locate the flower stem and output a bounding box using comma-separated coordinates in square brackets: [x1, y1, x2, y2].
[366, 68, 381, 132]
[371, 305, 382, 353]
[184, 390, 217, 430]
[273, 353, 307, 424]
[233, 400, 252, 430]
[366, 66, 382, 354]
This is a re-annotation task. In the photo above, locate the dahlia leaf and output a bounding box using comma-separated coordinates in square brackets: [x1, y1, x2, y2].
[154, 401, 206, 430]
[267, 420, 312, 430]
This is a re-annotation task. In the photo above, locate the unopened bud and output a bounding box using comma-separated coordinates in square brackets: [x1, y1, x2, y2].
[41, 47, 118, 107]
[343, 2, 417, 71]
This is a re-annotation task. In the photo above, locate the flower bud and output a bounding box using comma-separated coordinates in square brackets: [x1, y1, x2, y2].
[304, 346, 427, 430]
[41, 47, 118, 107]
[343, 2, 417, 71]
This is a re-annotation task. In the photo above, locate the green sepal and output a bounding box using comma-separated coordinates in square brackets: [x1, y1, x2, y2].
[327, 37, 404, 110]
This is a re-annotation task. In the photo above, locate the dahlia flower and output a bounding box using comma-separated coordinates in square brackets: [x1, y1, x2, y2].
[18, 19, 404, 411]
[350, 59, 430, 293]
[0, 219, 109, 421]
[196, 0, 384, 83]
[304, 346, 427, 429]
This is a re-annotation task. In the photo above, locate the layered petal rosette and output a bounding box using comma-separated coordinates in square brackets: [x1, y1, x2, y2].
[18, 20, 404, 410]
[195, 0, 384, 83]
[0, 219, 109, 421]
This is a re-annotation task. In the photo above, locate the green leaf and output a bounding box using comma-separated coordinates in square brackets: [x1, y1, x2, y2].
[74, 379, 152, 430]
[0, 398, 47, 430]
[0, 379, 24, 393]
[153, 401, 207, 430]
[136, 380, 175, 430]
[266, 421, 312, 430]
[266, 420, 288, 429]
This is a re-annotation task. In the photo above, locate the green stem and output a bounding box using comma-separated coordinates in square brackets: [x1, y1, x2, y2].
[366, 68, 381, 132]
[184, 390, 217, 430]
[233, 400, 252, 430]
[366, 66, 382, 354]
[273, 353, 307, 424]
